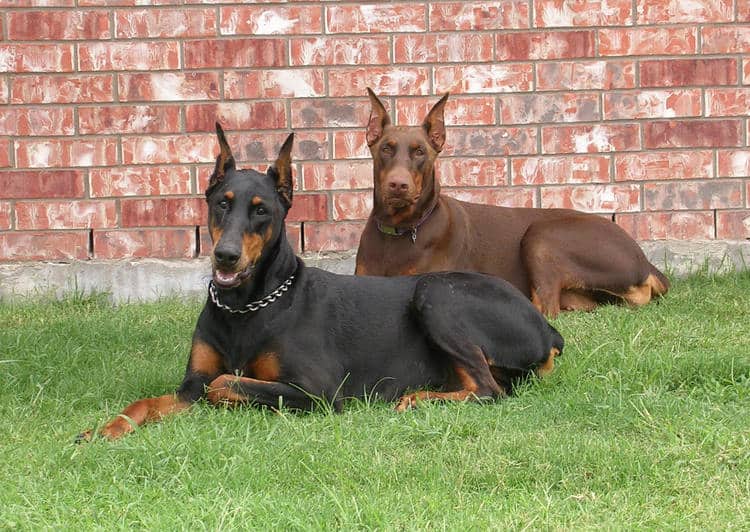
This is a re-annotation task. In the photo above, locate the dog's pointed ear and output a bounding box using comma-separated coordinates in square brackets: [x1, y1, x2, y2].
[422, 93, 449, 153]
[268, 132, 294, 209]
[366, 87, 391, 147]
[207, 122, 235, 198]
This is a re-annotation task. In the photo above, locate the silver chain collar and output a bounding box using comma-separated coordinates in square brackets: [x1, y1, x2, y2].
[209, 274, 295, 314]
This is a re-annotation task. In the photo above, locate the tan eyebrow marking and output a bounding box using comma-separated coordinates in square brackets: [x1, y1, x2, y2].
[251, 196, 263, 206]
[224, 191, 234, 200]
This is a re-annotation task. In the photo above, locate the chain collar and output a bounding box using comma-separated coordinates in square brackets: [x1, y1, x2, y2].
[209, 273, 295, 314]
[375, 200, 438, 244]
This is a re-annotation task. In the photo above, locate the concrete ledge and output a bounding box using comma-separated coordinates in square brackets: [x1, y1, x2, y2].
[1, 241, 747, 303]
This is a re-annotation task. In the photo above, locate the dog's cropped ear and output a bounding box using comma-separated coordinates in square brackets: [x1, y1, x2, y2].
[268, 132, 294, 209]
[366, 87, 391, 147]
[422, 93, 449, 153]
[206, 122, 235, 198]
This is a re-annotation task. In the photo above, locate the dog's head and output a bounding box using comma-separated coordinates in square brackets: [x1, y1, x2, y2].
[365, 88, 448, 219]
[205, 123, 294, 289]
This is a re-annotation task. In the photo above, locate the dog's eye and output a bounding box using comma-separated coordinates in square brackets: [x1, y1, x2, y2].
[256, 206, 267, 216]
[382, 144, 393, 155]
[218, 200, 229, 210]
[414, 147, 424, 157]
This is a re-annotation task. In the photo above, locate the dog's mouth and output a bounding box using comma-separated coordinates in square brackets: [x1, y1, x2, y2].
[384, 195, 419, 210]
[212, 263, 255, 289]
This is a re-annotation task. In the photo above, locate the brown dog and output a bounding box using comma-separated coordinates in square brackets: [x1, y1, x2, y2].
[355, 89, 669, 317]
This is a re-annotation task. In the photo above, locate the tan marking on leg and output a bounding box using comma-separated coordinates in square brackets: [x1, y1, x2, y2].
[560, 290, 599, 312]
[97, 394, 190, 440]
[623, 283, 652, 307]
[206, 374, 249, 405]
[536, 347, 560, 378]
[395, 366, 485, 412]
[646, 272, 669, 297]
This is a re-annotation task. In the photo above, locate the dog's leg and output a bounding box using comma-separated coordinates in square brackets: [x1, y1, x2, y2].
[207, 374, 319, 411]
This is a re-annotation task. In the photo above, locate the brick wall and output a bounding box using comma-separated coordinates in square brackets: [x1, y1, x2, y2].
[0, 1, 748, 262]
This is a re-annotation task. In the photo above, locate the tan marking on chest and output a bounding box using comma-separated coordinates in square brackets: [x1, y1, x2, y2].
[190, 339, 224, 376]
[246, 351, 281, 381]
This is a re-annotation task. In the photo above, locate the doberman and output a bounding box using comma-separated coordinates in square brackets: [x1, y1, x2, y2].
[78, 124, 564, 441]
[355, 89, 670, 317]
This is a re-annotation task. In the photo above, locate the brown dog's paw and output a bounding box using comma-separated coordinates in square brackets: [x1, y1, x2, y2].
[75, 429, 94, 444]
[394, 393, 424, 412]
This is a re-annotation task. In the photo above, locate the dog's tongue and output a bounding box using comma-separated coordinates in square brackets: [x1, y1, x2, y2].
[214, 270, 240, 286]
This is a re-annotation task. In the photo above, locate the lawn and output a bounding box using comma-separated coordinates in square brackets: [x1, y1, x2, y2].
[1, 271, 748, 529]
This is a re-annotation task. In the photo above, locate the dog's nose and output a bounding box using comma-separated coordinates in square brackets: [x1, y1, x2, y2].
[386, 174, 411, 194]
[214, 247, 241, 266]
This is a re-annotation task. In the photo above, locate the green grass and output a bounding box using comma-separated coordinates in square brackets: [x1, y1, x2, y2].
[1, 272, 749, 529]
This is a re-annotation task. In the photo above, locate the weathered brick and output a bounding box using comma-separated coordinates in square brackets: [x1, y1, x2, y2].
[327, 4, 426, 33]
[537, 61, 636, 91]
[221, 5, 322, 35]
[118, 72, 220, 102]
[11, 74, 113, 104]
[446, 127, 538, 156]
[287, 194, 328, 223]
[512, 156, 610, 185]
[0, 139, 9, 168]
[616, 211, 714, 240]
[640, 58, 737, 87]
[222, 131, 327, 164]
[290, 98, 370, 129]
[615, 151, 713, 181]
[0, 78, 7, 104]
[328, 67, 430, 97]
[499, 93, 600, 124]
[7, 10, 110, 40]
[1, 0, 74, 5]
[0, 44, 75, 73]
[397, 97, 495, 126]
[94, 229, 195, 260]
[444, 187, 535, 208]
[718, 150, 750, 177]
[15, 138, 117, 168]
[716, 211, 750, 239]
[224, 70, 325, 99]
[79, 105, 181, 134]
[0, 170, 85, 199]
[290, 37, 390, 66]
[706, 89, 750, 117]
[541, 184, 640, 212]
[644, 120, 743, 149]
[115, 8, 216, 38]
[301, 161, 371, 191]
[534, 0, 632, 27]
[395, 34, 493, 63]
[430, 1, 530, 30]
[90, 166, 192, 197]
[0, 231, 89, 261]
[79, 42, 179, 71]
[0, 107, 74, 136]
[435, 64, 533, 94]
[644, 181, 743, 210]
[331, 191, 372, 221]
[701, 26, 750, 54]
[542, 124, 640, 154]
[121, 197, 206, 227]
[185, 102, 287, 133]
[333, 131, 369, 160]
[745, 60, 750, 85]
[438, 158, 509, 187]
[741, 2, 750, 21]
[599, 27, 697, 56]
[637, 0, 732, 24]
[184, 39, 286, 69]
[0, 202, 11, 230]
[496, 30, 595, 60]
[15, 200, 117, 230]
[604, 89, 701, 120]
[122, 134, 214, 165]
[303, 221, 364, 252]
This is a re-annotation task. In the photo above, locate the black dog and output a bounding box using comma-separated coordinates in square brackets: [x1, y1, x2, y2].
[80, 124, 564, 441]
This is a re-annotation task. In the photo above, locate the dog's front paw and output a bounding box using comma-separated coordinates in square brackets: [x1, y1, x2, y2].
[394, 393, 420, 412]
[75, 429, 94, 444]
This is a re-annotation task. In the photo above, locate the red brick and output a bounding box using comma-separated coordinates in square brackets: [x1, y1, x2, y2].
[224, 70, 325, 99]
[741, 2, 750, 21]
[395, 34, 493, 63]
[446, 127, 538, 156]
[542, 124, 640, 154]
[301, 161, 371, 191]
[745, 60, 750, 85]
[303, 221, 364, 252]
[0, 202, 10, 230]
[397, 97, 495, 126]
[599, 27, 697, 56]
[333, 131, 370, 160]
[79, 105, 181, 135]
[0, 78, 7, 104]
[435, 64, 533, 94]
[0, 44, 74, 73]
[495, 30, 595, 60]
[80, 0, 181, 5]
[184, 39, 286, 69]
[290, 98, 370, 129]
[332, 191, 371, 221]
[121, 197, 206, 227]
[217, 131, 327, 163]
[0, 231, 89, 261]
[637, 0, 732, 24]
[499, 93, 599, 124]
[537, 61, 636, 91]
[186, 102, 287, 132]
[0, 107, 73, 136]
[430, 1, 530, 30]
[10, 74, 113, 104]
[221, 6, 321, 35]
[534, 0, 632, 27]
[445, 187, 535, 208]
[644, 120, 743, 149]
[644, 181, 743, 211]
[328, 67, 430, 97]
[15, 200, 117, 230]
[706, 89, 750, 117]
[512, 156, 610, 185]
[716, 211, 750, 239]
[701, 26, 750, 54]
[541, 184, 640, 213]
[438, 158, 509, 187]
[115, 8, 216, 38]
[718, 150, 750, 177]
[118, 72, 220, 102]
[0, 139, 9, 168]
[7, 10, 110, 40]
[290, 37, 390, 66]
[615, 151, 713, 181]
[90, 166, 192, 197]
[1, 0, 74, 5]
[122, 134, 214, 165]
[616, 212, 714, 240]
[94, 229, 195, 259]
[327, 4, 426, 33]
[0, 170, 85, 199]
[79, 42, 179, 71]
[15, 138, 117, 168]
[604, 89, 701, 120]
[287, 193, 328, 223]
[640, 59, 737, 87]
